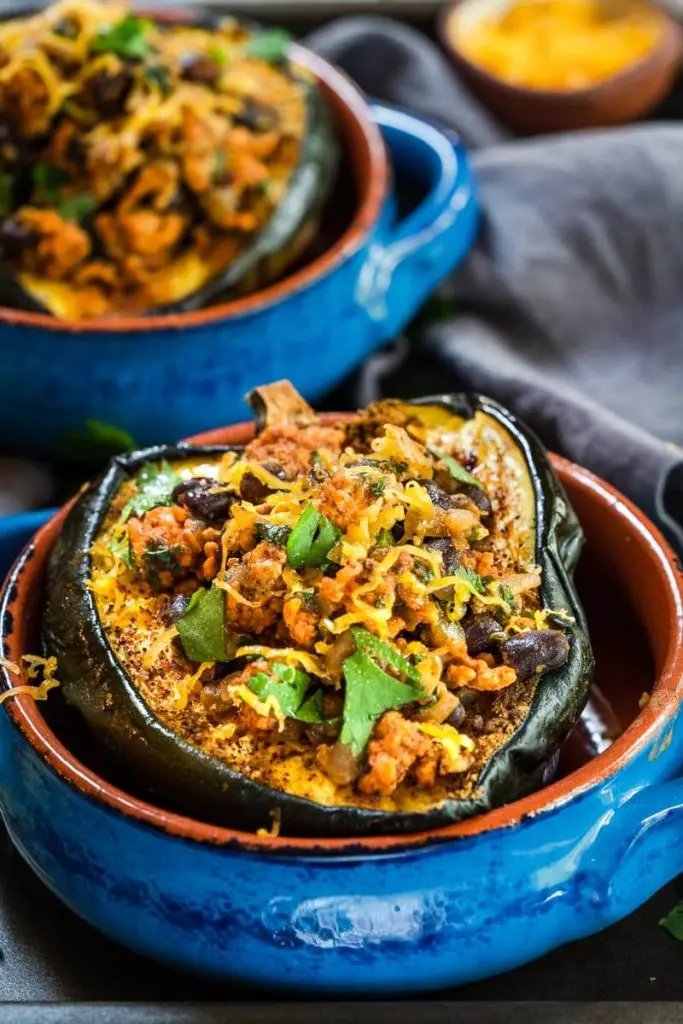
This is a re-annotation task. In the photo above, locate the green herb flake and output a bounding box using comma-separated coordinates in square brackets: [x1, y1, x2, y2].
[0, 168, 14, 217]
[456, 567, 486, 595]
[498, 583, 516, 613]
[255, 521, 291, 547]
[429, 447, 483, 490]
[207, 45, 228, 66]
[144, 64, 172, 95]
[375, 528, 395, 549]
[176, 584, 235, 663]
[58, 193, 97, 223]
[350, 627, 422, 686]
[286, 503, 341, 570]
[33, 162, 69, 204]
[248, 662, 310, 718]
[661, 901, 683, 941]
[108, 530, 134, 569]
[370, 477, 386, 498]
[295, 689, 326, 723]
[246, 27, 292, 63]
[120, 459, 181, 522]
[341, 651, 422, 756]
[143, 542, 182, 571]
[91, 15, 154, 60]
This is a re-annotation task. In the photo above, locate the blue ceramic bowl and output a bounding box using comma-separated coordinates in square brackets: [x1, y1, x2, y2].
[0, 45, 478, 457]
[0, 447, 682, 995]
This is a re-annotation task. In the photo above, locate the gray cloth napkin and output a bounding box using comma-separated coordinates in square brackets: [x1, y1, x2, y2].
[308, 17, 683, 551]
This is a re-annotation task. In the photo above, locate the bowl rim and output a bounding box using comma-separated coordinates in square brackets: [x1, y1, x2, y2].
[439, 0, 683, 104]
[2, 418, 683, 856]
[0, 40, 387, 335]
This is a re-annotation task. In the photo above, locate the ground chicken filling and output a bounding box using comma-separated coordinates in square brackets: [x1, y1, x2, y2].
[0, 0, 313, 318]
[90, 388, 571, 813]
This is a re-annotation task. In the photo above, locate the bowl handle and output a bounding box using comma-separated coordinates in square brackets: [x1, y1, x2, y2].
[603, 774, 683, 922]
[358, 102, 479, 343]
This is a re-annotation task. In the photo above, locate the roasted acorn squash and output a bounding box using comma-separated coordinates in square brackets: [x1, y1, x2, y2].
[42, 384, 594, 836]
[0, 2, 337, 320]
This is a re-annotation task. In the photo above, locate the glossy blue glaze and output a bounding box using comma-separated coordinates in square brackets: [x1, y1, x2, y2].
[1, 512, 682, 994]
[0, 104, 478, 458]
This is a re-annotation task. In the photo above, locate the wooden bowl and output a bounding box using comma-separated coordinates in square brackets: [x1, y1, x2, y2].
[440, 0, 683, 134]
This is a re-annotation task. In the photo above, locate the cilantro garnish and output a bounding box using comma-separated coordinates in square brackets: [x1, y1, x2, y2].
[286, 503, 341, 569]
[207, 45, 228, 66]
[375, 528, 395, 548]
[456, 567, 485, 594]
[91, 15, 154, 60]
[246, 28, 291, 63]
[340, 651, 423, 756]
[498, 583, 516, 613]
[176, 585, 235, 662]
[33, 163, 69, 204]
[108, 530, 134, 569]
[58, 193, 96, 223]
[0, 168, 14, 217]
[255, 521, 291, 547]
[144, 64, 172, 95]
[350, 628, 421, 685]
[120, 460, 181, 522]
[370, 477, 386, 498]
[247, 663, 331, 724]
[429, 447, 482, 490]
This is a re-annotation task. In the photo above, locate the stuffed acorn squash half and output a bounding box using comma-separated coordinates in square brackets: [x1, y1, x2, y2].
[0, 0, 337, 319]
[43, 382, 594, 836]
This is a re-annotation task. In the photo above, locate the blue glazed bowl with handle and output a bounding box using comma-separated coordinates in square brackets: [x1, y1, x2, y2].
[0, 441, 682, 995]
[0, 40, 478, 457]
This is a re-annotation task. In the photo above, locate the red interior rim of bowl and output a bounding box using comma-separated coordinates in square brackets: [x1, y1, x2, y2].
[0, 43, 387, 335]
[3, 430, 683, 855]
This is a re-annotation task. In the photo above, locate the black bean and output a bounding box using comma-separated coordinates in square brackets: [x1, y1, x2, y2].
[424, 537, 460, 577]
[181, 55, 220, 86]
[161, 592, 191, 625]
[500, 630, 569, 680]
[0, 219, 38, 259]
[462, 484, 493, 516]
[418, 479, 453, 511]
[239, 461, 288, 504]
[234, 97, 278, 133]
[463, 614, 504, 656]
[173, 477, 233, 522]
[85, 69, 133, 119]
[445, 702, 466, 728]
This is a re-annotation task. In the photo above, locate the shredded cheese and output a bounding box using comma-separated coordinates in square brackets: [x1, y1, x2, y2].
[0, 655, 61, 707]
[235, 645, 326, 676]
[142, 625, 178, 670]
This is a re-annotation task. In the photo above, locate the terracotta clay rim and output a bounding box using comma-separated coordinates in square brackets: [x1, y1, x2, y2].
[439, 0, 683, 105]
[3, 423, 683, 855]
[0, 45, 387, 335]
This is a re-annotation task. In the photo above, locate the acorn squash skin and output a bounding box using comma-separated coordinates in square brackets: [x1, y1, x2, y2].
[42, 398, 594, 838]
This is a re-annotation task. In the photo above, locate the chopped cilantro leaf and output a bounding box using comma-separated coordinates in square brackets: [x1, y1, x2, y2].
[176, 585, 235, 662]
[661, 901, 683, 941]
[370, 477, 386, 498]
[286, 503, 341, 569]
[58, 193, 96, 223]
[255, 521, 291, 547]
[108, 530, 134, 569]
[296, 689, 326, 723]
[429, 447, 482, 490]
[341, 651, 422, 756]
[248, 662, 310, 718]
[350, 628, 422, 685]
[375, 528, 395, 548]
[91, 15, 154, 60]
[33, 162, 69, 204]
[246, 28, 291, 63]
[498, 583, 516, 613]
[456, 567, 485, 595]
[120, 460, 181, 522]
[207, 45, 228, 66]
[144, 64, 172, 95]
